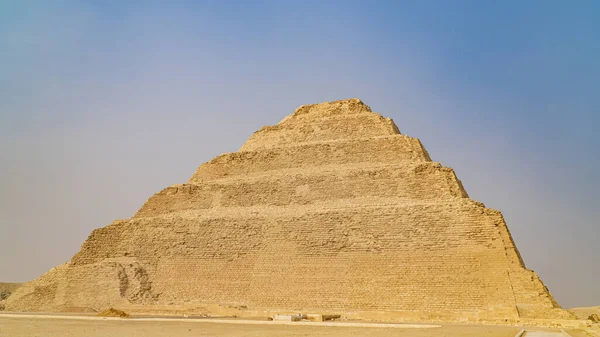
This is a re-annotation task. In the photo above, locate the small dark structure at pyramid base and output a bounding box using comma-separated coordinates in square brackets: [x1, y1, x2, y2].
[6, 99, 572, 322]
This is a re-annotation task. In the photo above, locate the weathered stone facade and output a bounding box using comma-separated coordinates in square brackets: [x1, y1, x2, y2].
[5, 99, 569, 321]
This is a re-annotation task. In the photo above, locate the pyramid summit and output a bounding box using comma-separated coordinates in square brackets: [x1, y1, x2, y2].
[5, 99, 570, 321]
[240, 98, 401, 152]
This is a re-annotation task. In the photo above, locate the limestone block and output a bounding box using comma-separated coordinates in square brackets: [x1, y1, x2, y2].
[273, 314, 303, 322]
[306, 314, 324, 322]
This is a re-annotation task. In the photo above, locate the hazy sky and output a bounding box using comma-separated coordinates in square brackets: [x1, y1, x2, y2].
[1, 1, 598, 308]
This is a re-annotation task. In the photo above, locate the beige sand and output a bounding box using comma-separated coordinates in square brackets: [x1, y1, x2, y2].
[0, 316, 525, 337]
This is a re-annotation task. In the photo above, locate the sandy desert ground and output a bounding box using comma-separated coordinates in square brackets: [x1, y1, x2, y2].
[1, 315, 594, 337]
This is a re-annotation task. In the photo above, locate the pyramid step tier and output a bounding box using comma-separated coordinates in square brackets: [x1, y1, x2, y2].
[138, 162, 467, 218]
[240, 112, 400, 151]
[77, 200, 511, 266]
[190, 135, 431, 183]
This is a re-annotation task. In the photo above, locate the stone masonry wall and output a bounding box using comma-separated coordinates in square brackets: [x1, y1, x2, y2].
[5, 98, 568, 321]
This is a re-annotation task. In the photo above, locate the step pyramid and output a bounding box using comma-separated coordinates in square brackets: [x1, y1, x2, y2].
[6, 99, 570, 321]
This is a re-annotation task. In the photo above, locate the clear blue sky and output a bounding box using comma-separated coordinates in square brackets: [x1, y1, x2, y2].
[1, 1, 598, 308]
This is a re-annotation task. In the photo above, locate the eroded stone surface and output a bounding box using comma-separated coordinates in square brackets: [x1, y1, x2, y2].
[5, 99, 571, 321]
